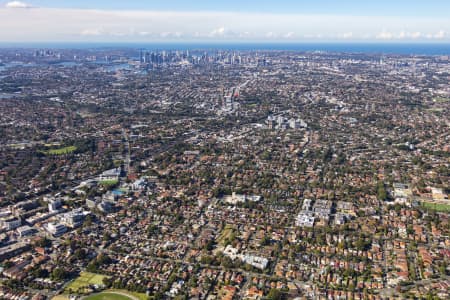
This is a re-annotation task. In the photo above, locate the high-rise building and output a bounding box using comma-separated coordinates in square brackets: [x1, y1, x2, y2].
[139, 50, 143, 63]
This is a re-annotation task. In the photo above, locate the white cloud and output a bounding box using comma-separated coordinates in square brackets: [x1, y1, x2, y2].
[138, 31, 152, 36]
[433, 30, 446, 39]
[339, 32, 353, 39]
[397, 31, 422, 39]
[239, 31, 251, 38]
[160, 31, 183, 38]
[80, 28, 104, 36]
[209, 26, 226, 37]
[409, 31, 422, 39]
[207, 26, 238, 38]
[5, 1, 31, 8]
[376, 30, 394, 40]
[283, 32, 295, 39]
[425, 30, 446, 39]
[0, 8, 448, 42]
[109, 31, 128, 37]
[303, 33, 323, 39]
[375, 30, 447, 40]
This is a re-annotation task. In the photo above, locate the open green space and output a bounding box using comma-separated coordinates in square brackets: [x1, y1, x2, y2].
[216, 224, 238, 246]
[65, 272, 107, 293]
[433, 97, 450, 103]
[8, 143, 30, 149]
[42, 145, 77, 155]
[84, 293, 133, 300]
[426, 107, 444, 112]
[99, 179, 119, 186]
[421, 201, 450, 212]
[84, 290, 148, 300]
[113, 160, 124, 167]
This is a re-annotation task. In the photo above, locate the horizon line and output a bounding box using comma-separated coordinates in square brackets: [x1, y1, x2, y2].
[1, 41, 450, 45]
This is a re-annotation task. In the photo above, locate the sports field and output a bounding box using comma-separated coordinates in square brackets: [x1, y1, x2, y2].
[84, 290, 148, 300]
[43, 145, 77, 155]
[84, 292, 133, 300]
[99, 179, 119, 186]
[65, 272, 107, 293]
[422, 201, 450, 212]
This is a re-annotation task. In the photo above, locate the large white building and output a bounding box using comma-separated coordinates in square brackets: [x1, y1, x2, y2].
[223, 192, 261, 204]
[17, 225, 36, 237]
[223, 245, 269, 270]
[295, 212, 315, 227]
[242, 254, 269, 270]
[48, 198, 62, 213]
[46, 222, 67, 236]
[59, 209, 86, 228]
[98, 168, 121, 181]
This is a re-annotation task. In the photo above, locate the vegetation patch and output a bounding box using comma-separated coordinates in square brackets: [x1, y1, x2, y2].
[433, 97, 450, 103]
[99, 179, 119, 186]
[216, 224, 238, 246]
[426, 107, 444, 112]
[42, 145, 77, 155]
[84, 293, 133, 300]
[113, 160, 124, 167]
[85, 289, 149, 300]
[421, 201, 450, 212]
[65, 272, 107, 294]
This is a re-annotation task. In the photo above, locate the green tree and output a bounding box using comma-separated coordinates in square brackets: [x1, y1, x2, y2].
[377, 181, 387, 201]
[51, 268, 69, 281]
[260, 234, 271, 246]
[267, 288, 285, 300]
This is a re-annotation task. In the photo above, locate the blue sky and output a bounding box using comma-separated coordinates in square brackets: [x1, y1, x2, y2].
[0, 1, 449, 42]
[19, 0, 450, 17]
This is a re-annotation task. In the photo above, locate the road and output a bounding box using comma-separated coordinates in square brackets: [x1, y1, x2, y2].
[121, 128, 131, 175]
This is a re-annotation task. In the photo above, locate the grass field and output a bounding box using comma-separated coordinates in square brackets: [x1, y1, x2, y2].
[65, 272, 107, 293]
[216, 224, 238, 246]
[113, 160, 124, 167]
[43, 145, 77, 155]
[421, 201, 450, 212]
[84, 293, 133, 300]
[99, 179, 119, 186]
[84, 290, 148, 300]
[107, 290, 149, 300]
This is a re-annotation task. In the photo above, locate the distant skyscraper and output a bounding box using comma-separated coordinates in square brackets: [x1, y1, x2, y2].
[139, 50, 144, 63]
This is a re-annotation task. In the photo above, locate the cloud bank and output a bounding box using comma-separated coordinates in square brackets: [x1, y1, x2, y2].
[0, 6, 448, 42]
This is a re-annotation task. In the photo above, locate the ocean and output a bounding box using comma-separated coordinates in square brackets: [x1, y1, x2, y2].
[0, 43, 450, 55]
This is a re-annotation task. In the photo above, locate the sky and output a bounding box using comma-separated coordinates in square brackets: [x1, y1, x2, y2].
[0, 0, 449, 43]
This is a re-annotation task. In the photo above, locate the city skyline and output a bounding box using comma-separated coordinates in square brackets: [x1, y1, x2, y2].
[1, 0, 450, 43]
